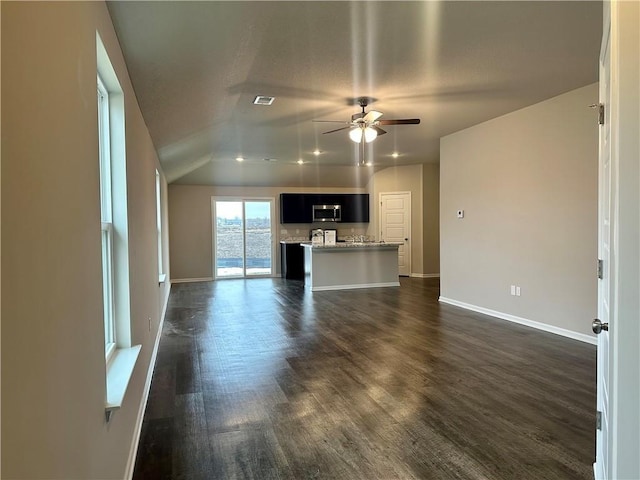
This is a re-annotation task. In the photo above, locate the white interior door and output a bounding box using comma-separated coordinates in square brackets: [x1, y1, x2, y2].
[380, 192, 411, 276]
[594, 3, 640, 478]
[594, 6, 611, 479]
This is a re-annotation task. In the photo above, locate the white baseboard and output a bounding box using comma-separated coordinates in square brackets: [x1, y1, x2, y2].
[125, 282, 172, 479]
[170, 277, 213, 284]
[411, 273, 440, 278]
[438, 296, 597, 345]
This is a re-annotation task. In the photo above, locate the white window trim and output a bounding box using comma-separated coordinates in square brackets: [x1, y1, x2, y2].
[155, 169, 165, 284]
[98, 76, 116, 363]
[105, 345, 141, 420]
[102, 222, 116, 361]
[98, 32, 139, 420]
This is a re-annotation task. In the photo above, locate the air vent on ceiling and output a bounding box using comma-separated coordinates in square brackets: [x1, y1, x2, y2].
[263, 158, 278, 162]
[253, 95, 275, 106]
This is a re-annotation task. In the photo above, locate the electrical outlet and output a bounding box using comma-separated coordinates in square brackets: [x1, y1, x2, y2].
[457, 210, 464, 219]
[516, 286, 521, 297]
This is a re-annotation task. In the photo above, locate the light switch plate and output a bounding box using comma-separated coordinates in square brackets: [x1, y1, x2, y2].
[457, 210, 464, 218]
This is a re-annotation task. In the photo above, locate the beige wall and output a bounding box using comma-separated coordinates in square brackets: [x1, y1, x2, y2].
[1, 2, 170, 478]
[168, 184, 368, 280]
[440, 83, 598, 338]
[422, 163, 440, 275]
[367, 164, 427, 276]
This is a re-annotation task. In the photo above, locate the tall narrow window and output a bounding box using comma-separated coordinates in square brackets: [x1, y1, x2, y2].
[98, 32, 139, 418]
[155, 169, 165, 281]
[98, 75, 115, 359]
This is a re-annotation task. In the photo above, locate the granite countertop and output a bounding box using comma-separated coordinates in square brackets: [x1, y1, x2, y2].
[280, 237, 309, 244]
[300, 241, 402, 249]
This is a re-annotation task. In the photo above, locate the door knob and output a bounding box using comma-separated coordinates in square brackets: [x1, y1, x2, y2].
[592, 319, 609, 334]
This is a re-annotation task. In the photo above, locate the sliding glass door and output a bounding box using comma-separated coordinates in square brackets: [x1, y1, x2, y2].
[214, 199, 274, 278]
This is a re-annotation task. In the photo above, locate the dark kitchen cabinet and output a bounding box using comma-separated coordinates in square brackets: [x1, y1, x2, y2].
[279, 193, 369, 223]
[280, 193, 313, 223]
[280, 242, 304, 280]
[338, 194, 369, 222]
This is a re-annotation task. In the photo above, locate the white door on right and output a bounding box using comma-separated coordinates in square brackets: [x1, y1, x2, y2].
[594, 5, 611, 479]
[380, 192, 411, 276]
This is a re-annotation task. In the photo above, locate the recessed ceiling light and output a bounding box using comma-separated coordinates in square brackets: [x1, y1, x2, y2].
[253, 95, 275, 106]
[366, 162, 373, 167]
[391, 152, 399, 158]
[235, 156, 244, 162]
[297, 159, 304, 165]
[313, 149, 321, 156]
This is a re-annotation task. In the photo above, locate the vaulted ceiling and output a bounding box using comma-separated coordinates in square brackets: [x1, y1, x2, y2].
[107, 1, 602, 187]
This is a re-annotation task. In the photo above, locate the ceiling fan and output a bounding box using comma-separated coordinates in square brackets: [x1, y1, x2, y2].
[313, 97, 420, 144]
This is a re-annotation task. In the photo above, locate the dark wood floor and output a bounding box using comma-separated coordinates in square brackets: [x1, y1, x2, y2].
[133, 277, 596, 480]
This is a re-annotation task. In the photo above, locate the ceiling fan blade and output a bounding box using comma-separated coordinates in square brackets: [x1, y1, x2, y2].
[322, 126, 352, 135]
[313, 120, 350, 124]
[372, 126, 387, 136]
[363, 110, 383, 123]
[377, 118, 421, 125]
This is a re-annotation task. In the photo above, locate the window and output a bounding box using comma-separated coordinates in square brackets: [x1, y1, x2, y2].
[97, 32, 140, 418]
[155, 169, 165, 282]
[98, 75, 116, 360]
[212, 198, 275, 278]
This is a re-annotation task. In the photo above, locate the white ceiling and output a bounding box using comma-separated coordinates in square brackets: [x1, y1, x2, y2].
[107, 1, 602, 187]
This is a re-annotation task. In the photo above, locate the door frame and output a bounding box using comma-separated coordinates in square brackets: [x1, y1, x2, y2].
[210, 196, 277, 279]
[379, 191, 412, 276]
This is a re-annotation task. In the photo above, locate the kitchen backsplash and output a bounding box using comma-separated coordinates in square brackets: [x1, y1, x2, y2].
[280, 224, 369, 242]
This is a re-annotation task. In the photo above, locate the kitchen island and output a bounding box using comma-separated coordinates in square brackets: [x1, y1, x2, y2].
[301, 242, 401, 291]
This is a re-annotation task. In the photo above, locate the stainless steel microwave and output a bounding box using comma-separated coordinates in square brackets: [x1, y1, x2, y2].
[312, 204, 341, 222]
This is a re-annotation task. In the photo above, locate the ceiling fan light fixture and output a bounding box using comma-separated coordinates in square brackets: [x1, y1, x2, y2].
[314, 97, 419, 147]
[349, 126, 378, 143]
[364, 127, 378, 143]
[349, 128, 363, 143]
